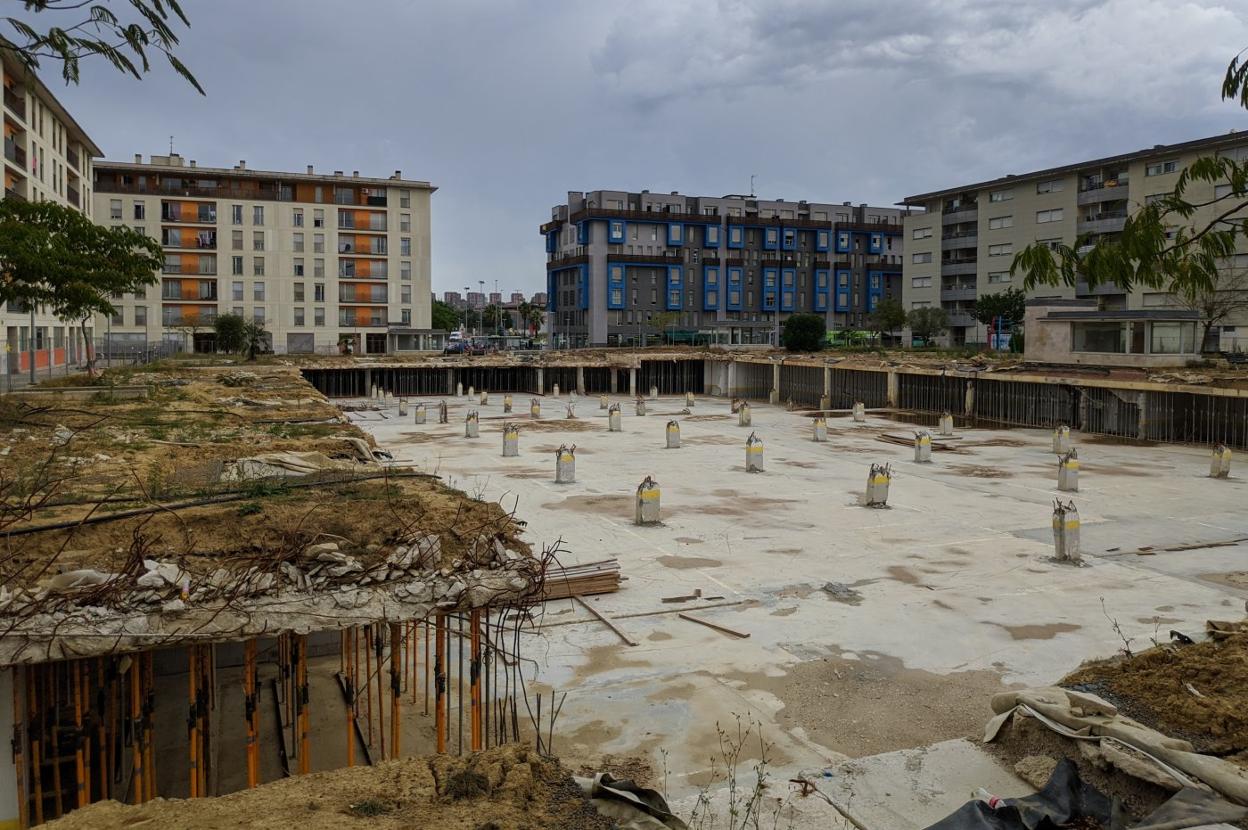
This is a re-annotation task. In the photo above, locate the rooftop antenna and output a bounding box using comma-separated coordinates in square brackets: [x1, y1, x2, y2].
[749, 174, 756, 197]
[169, 135, 174, 154]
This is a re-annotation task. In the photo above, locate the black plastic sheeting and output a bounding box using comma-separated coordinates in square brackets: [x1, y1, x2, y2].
[922, 758, 1247, 830]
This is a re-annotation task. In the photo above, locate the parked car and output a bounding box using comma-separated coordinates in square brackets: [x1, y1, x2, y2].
[443, 341, 466, 355]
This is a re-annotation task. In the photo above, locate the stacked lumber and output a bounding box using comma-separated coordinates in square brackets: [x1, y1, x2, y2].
[540, 559, 621, 600]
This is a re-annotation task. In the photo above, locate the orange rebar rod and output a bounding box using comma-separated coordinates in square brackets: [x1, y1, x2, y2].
[423, 622, 430, 716]
[375, 628, 386, 761]
[130, 658, 144, 804]
[410, 622, 419, 706]
[81, 662, 92, 806]
[389, 622, 401, 759]
[297, 635, 310, 775]
[435, 613, 446, 754]
[470, 610, 482, 752]
[244, 640, 258, 788]
[73, 661, 86, 808]
[363, 626, 373, 748]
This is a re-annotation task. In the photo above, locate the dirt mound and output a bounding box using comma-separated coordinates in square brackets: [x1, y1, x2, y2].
[1063, 632, 1248, 761]
[45, 744, 613, 830]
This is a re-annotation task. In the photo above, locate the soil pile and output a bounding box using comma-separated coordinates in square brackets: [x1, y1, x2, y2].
[45, 744, 613, 830]
[1063, 631, 1248, 763]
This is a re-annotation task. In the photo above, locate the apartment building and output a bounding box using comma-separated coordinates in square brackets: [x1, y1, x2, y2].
[541, 190, 910, 347]
[93, 155, 437, 355]
[902, 130, 1248, 349]
[2, 49, 102, 380]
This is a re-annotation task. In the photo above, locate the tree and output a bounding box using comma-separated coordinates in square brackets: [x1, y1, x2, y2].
[2, 0, 202, 92]
[213, 313, 246, 353]
[907, 307, 949, 346]
[242, 320, 267, 361]
[431, 299, 460, 332]
[650, 311, 681, 344]
[971, 287, 1026, 329]
[525, 306, 545, 338]
[1171, 265, 1248, 351]
[482, 303, 502, 333]
[866, 298, 907, 344]
[781, 313, 825, 352]
[0, 199, 161, 375]
[1013, 48, 1248, 297]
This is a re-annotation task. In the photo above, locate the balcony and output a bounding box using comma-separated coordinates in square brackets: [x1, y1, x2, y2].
[162, 286, 219, 301]
[834, 220, 904, 235]
[940, 286, 978, 302]
[941, 261, 978, 277]
[569, 206, 709, 225]
[162, 264, 218, 276]
[162, 231, 217, 249]
[1076, 183, 1129, 206]
[546, 253, 588, 269]
[945, 311, 976, 327]
[4, 137, 25, 168]
[161, 205, 218, 224]
[4, 187, 25, 202]
[941, 233, 978, 251]
[942, 207, 978, 225]
[1077, 214, 1127, 235]
[66, 185, 79, 208]
[338, 241, 387, 255]
[603, 252, 684, 264]
[539, 219, 563, 234]
[3, 87, 24, 120]
[66, 147, 79, 172]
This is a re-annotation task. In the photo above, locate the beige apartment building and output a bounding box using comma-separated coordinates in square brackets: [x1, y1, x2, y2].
[902, 130, 1248, 350]
[2, 48, 101, 381]
[93, 155, 438, 355]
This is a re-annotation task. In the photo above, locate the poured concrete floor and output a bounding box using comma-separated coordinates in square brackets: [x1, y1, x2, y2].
[350, 394, 1248, 826]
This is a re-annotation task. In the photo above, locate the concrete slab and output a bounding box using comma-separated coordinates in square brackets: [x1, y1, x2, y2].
[353, 396, 1245, 799]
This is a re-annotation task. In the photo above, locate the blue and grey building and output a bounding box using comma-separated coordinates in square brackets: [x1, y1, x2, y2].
[541, 190, 912, 347]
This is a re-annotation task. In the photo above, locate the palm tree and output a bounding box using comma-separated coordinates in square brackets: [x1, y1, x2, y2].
[517, 300, 533, 334]
[525, 306, 545, 337]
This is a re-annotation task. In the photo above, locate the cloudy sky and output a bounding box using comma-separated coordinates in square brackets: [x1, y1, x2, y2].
[26, 0, 1248, 296]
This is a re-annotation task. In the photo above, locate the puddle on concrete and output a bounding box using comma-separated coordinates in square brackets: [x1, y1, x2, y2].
[885, 565, 923, 585]
[681, 435, 741, 446]
[948, 464, 1013, 479]
[521, 419, 601, 432]
[932, 599, 955, 611]
[574, 643, 654, 681]
[766, 547, 803, 555]
[647, 631, 673, 642]
[657, 554, 723, 569]
[1199, 571, 1248, 590]
[1079, 433, 1158, 447]
[1136, 616, 1183, 625]
[771, 606, 798, 617]
[681, 414, 730, 422]
[988, 622, 1082, 640]
[504, 469, 550, 479]
[674, 537, 704, 545]
[542, 494, 634, 513]
[783, 460, 818, 469]
[730, 647, 1014, 758]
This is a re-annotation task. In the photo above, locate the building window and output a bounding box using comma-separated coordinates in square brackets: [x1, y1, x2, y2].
[988, 189, 1013, 202]
[293, 208, 304, 227]
[987, 272, 1011, 284]
[401, 237, 411, 256]
[1214, 184, 1234, 199]
[293, 232, 304, 252]
[253, 282, 265, 301]
[314, 283, 325, 302]
[1150, 321, 1195, 354]
[253, 205, 264, 225]
[988, 215, 1013, 230]
[401, 309, 411, 325]
[313, 209, 324, 228]
[314, 307, 325, 326]
[1145, 160, 1178, 177]
[231, 230, 243, 250]
[133, 202, 145, 220]
[294, 283, 305, 302]
[294, 257, 304, 276]
[232, 281, 244, 301]
[401, 285, 412, 304]
[911, 301, 931, 309]
[231, 255, 243, 275]
[293, 307, 305, 326]
[253, 307, 265, 325]
[911, 227, 932, 240]
[314, 258, 325, 278]
[1037, 237, 1062, 251]
[400, 213, 411, 232]
[313, 234, 325, 253]
[988, 243, 1013, 257]
[911, 276, 932, 288]
[232, 204, 243, 225]
[253, 231, 264, 251]
[253, 256, 265, 276]
[400, 189, 410, 208]
[109, 199, 122, 219]
[1036, 179, 1065, 194]
[1036, 209, 1063, 224]
[912, 252, 933, 264]
[134, 306, 147, 326]
[400, 261, 411, 281]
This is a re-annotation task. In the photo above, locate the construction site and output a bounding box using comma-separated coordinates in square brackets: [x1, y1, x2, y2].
[4, 349, 1248, 829]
